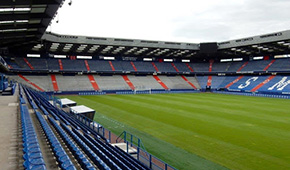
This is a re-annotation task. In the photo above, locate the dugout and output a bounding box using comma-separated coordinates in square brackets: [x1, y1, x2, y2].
[70, 105, 95, 120]
[59, 98, 77, 108]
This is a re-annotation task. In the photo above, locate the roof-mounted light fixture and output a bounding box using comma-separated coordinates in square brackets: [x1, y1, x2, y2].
[0, 8, 31, 12]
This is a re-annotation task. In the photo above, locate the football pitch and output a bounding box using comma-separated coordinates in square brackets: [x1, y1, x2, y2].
[61, 93, 290, 170]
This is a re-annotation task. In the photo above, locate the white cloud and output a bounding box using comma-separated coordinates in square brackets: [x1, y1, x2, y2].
[50, 0, 290, 43]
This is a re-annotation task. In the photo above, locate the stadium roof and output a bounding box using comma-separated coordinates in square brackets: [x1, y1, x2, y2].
[33, 30, 290, 60]
[218, 30, 290, 57]
[0, 0, 290, 60]
[0, 0, 64, 53]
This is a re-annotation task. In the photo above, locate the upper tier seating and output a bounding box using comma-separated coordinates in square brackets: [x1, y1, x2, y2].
[9, 57, 290, 73]
[87, 60, 112, 72]
[267, 58, 290, 71]
[227, 61, 246, 72]
[212, 62, 231, 72]
[153, 62, 176, 72]
[62, 59, 87, 71]
[133, 61, 155, 72]
[47, 59, 60, 70]
[15, 58, 30, 69]
[26, 58, 48, 70]
[188, 62, 209, 72]
[173, 63, 192, 72]
[241, 60, 271, 72]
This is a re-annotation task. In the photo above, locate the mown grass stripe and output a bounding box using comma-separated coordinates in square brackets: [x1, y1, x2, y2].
[61, 93, 290, 170]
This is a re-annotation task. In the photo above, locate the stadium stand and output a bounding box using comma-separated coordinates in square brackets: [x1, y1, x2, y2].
[94, 75, 131, 91]
[55, 75, 94, 91]
[17, 84, 161, 170]
[133, 61, 155, 72]
[226, 61, 247, 72]
[210, 76, 227, 90]
[267, 58, 290, 71]
[188, 62, 209, 72]
[87, 60, 112, 72]
[15, 58, 30, 70]
[128, 75, 163, 90]
[212, 62, 231, 72]
[153, 62, 176, 73]
[173, 63, 191, 72]
[218, 76, 241, 89]
[48, 59, 61, 71]
[226, 76, 269, 92]
[27, 58, 48, 70]
[240, 60, 272, 72]
[196, 76, 209, 89]
[158, 75, 195, 89]
[62, 59, 87, 71]
[256, 76, 290, 94]
[7, 57, 290, 74]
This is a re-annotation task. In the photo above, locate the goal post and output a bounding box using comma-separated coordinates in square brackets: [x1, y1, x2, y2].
[134, 86, 151, 94]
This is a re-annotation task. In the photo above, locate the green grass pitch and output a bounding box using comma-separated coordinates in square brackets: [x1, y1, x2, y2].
[60, 93, 290, 170]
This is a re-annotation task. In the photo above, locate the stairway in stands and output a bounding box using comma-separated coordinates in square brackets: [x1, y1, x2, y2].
[122, 75, 135, 90]
[153, 75, 169, 90]
[88, 75, 100, 91]
[50, 74, 59, 91]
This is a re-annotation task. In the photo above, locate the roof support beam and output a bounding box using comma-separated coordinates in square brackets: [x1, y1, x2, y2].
[0, 0, 63, 6]
[0, 23, 45, 30]
[0, 13, 52, 21]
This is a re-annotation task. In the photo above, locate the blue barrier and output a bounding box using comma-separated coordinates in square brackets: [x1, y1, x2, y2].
[214, 90, 290, 99]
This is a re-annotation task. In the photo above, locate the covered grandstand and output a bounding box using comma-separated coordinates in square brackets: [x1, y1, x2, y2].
[1, 0, 290, 170]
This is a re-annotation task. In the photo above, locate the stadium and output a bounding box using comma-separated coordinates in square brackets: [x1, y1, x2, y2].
[0, 0, 290, 170]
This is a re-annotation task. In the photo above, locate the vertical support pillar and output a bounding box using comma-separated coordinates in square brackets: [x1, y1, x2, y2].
[137, 147, 140, 160]
[126, 141, 129, 153]
[149, 154, 152, 168]
[109, 131, 111, 143]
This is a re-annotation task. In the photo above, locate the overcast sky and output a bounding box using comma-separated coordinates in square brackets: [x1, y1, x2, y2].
[49, 0, 290, 43]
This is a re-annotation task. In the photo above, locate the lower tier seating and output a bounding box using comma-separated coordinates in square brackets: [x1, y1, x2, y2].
[20, 84, 154, 170]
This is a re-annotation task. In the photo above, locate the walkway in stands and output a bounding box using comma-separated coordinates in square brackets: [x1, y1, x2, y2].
[181, 75, 197, 89]
[225, 76, 244, 88]
[58, 59, 63, 70]
[263, 60, 275, 71]
[88, 75, 100, 91]
[237, 61, 248, 71]
[23, 58, 34, 70]
[251, 75, 276, 92]
[186, 63, 194, 72]
[109, 61, 115, 71]
[152, 62, 159, 72]
[84, 60, 91, 71]
[171, 63, 179, 72]
[51, 74, 59, 91]
[122, 75, 135, 90]
[207, 60, 213, 87]
[130, 62, 138, 71]
[0, 87, 22, 170]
